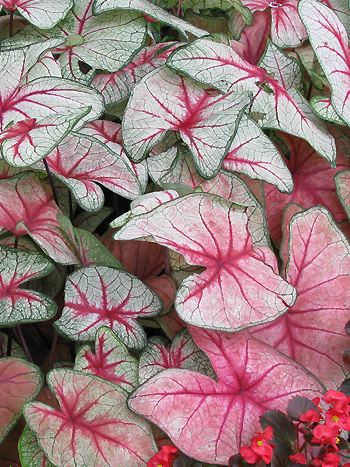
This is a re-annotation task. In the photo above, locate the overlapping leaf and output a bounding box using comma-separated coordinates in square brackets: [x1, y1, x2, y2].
[0, 246, 57, 326]
[168, 38, 336, 163]
[115, 193, 296, 331]
[139, 329, 214, 384]
[129, 328, 323, 464]
[0, 41, 104, 166]
[55, 266, 162, 348]
[252, 207, 350, 388]
[18, 426, 53, 467]
[0, 174, 78, 264]
[311, 96, 346, 125]
[93, 0, 207, 39]
[336, 170, 350, 219]
[299, 0, 350, 126]
[24, 369, 157, 466]
[264, 136, 349, 244]
[0, 358, 42, 443]
[74, 326, 138, 391]
[241, 0, 306, 47]
[36, 132, 144, 212]
[0, 0, 73, 29]
[123, 66, 251, 178]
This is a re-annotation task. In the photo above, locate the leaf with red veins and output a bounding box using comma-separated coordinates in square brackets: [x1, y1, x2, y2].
[299, 0, 350, 126]
[168, 38, 336, 164]
[0, 358, 42, 443]
[24, 52, 62, 83]
[115, 193, 295, 331]
[264, 135, 349, 245]
[311, 96, 346, 125]
[74, 326, 138, 392]
[139, 330, 215, 384]
[55, 266, 162, 348]
[0, 173, 78, 264]
[129, 328, 323, 465]
[80, 120, 148, 193]
[92, 42, 180, 106]
[0, 0, 72, 29]
[241, 0, 306, 47]
[123, 66, 251, 178]
[93, 0, 207, 39]
[0, 246, 56, 326]
[18, 426, 54, 467]
[36, 133, 143, 212]
[252, 207, 350, 388]
[24, 369, 157, 467]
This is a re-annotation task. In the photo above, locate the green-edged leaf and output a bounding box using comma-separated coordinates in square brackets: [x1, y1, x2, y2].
[18, 426, 54, 467]
[311, 96, 346, 125]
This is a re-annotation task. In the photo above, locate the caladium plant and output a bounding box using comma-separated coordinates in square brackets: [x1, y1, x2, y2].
[0, 0, 349, 465]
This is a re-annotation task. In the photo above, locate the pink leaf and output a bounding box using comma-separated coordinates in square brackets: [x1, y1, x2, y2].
[122, 66, 251, 178]
[299, 0, 350, 126]
[115, 193, 296, 331]
[144, 275, 177, 311]
[24, 369, 157, 466]
[156, 308, 186, 340]
[129, 328, 323, 464]
[139, 330, 214, 384]
[168, 38, 335, 163]
[74, 326, 138, 392]
[0, 246, 57, 326]
[55, 266, 162, 348]
[252, 207, 350, 388]
[0, 174, 78, 264]
[242, 0, 306, 47]
[0, 357, 42, 443]
[264, 135, 349, 244]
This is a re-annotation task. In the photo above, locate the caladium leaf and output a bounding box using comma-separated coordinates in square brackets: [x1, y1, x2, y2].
[115, 193, 296, 331]
[24, 52, 62, 83]
[18, 426, 53, 467]
[74, 207, 113, 232]
[0, 0, 72, 29]
[0, 173, 78, 264]
[129, 328, 323, 464]
[93, 42, 179, 106]
[0, 43, 104, 167]
[311, 96, 346, 125]
[264, 135, 349, 244]
[299, 0, 350, 126]
[93, 0, 207, 39]
[156, 309, 185, 340]
[168, 38, 336, 163]
[143, 275, 177, 311]
[36, 132, 144, 212]
[123, 66, 251, 178]
[55, 266, 162, 348]
[0, 246, 57, 326]
[336, 170, 350, 220]
[252, 207, 350, 388]
[241, 0, 306, 47]
[74, 326, 138, 391]
[139, 330, 215, 384]
[24, 369, 157, 466]
[0, 358, 42, 443]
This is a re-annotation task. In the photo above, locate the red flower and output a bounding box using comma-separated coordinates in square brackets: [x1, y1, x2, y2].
[323, 390, 350, 412]
[289, 452, 307, 464]
[240, 426, 274, 464]
[312, 452, 340, 467]
[325, 408, 350, 430]
[147, 445, 179, 467]
[311, 424, 340, 450]
[300, 408, 322, 423]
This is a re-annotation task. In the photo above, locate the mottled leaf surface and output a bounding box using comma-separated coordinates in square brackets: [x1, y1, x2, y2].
[18, 426, 53, 467]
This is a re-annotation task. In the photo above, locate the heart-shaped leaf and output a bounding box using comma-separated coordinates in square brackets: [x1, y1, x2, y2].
[0, 246, 57, 326]
[24, 369, 157, 466]
[0, 42, 104, 166]
[241, 0, 306, 47]
[0, 0, 73, 29]
[139, 329, 215, 384]
[129, 328, 323, 465]
[0, 173, 78, 264]
[252, 207, 350, 388]
[299, 0, 350, 126]
[0, 358, 42, 443]
[74, 326, 138, 391]
[264, 135, 349, 244]
[123, 66, 251, 178]
[115, 192, 295, 331]
[168, 38, 335, 163]
[93, 0, 207, 39]
[55, 266, 162, 348]
[36, 132, 144, 212]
